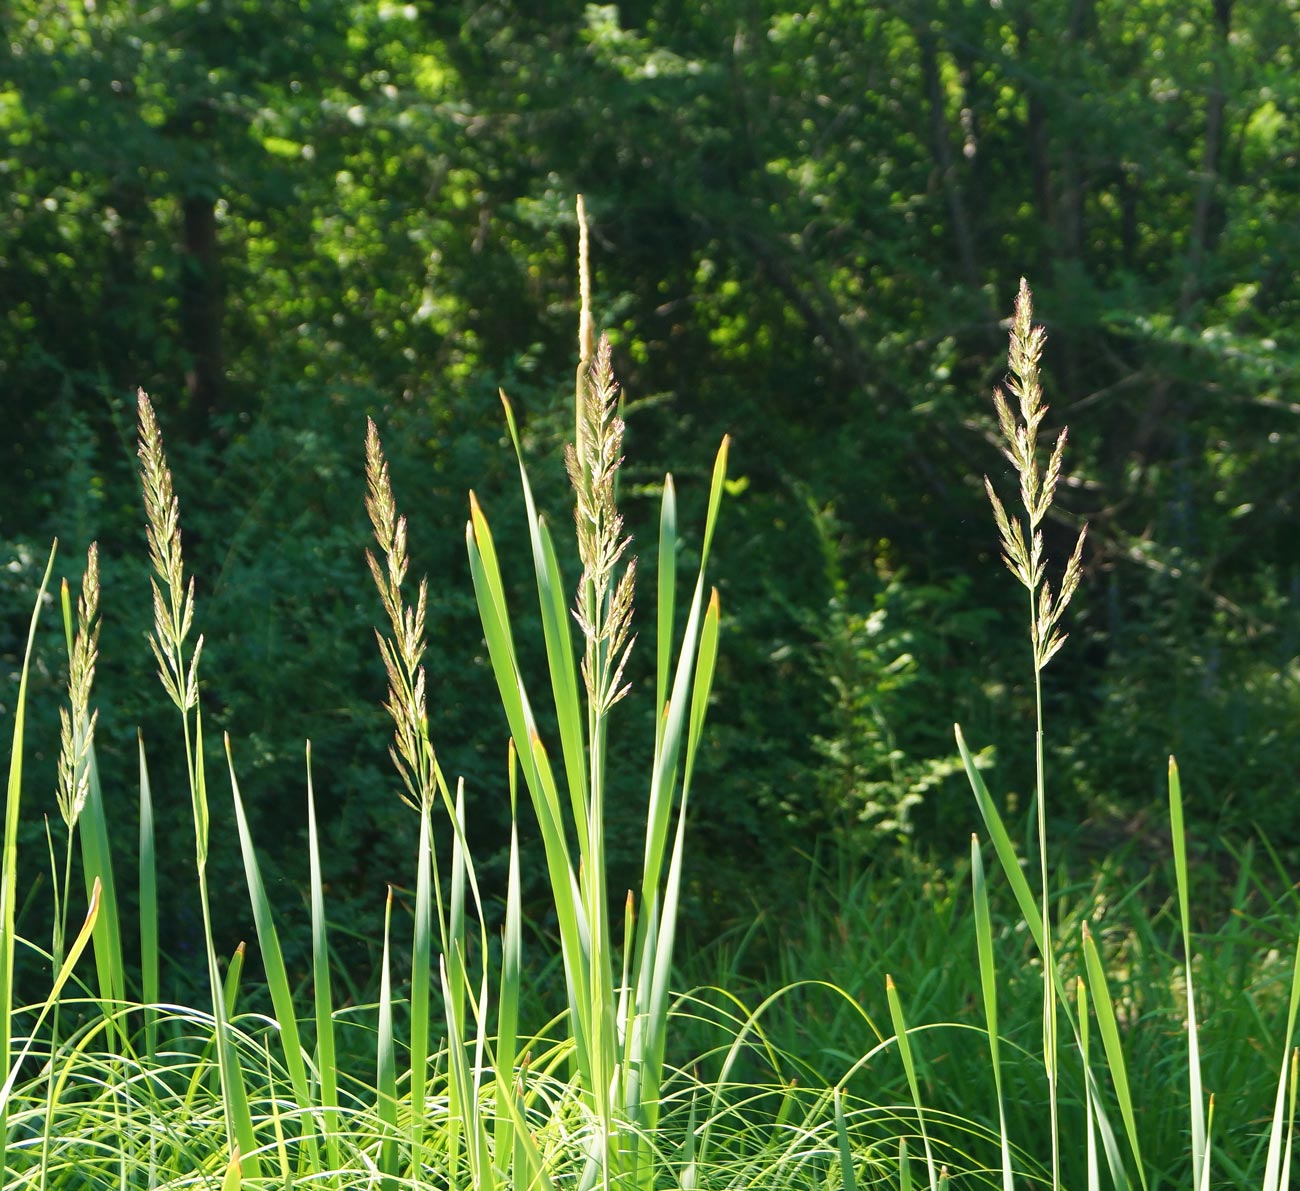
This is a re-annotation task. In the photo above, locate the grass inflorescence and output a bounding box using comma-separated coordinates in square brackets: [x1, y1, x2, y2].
[2, 233, 1298, 1189]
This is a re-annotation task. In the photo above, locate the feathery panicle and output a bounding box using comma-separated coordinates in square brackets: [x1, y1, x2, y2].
[365, 418, 434, 811]
[566, 334, 637, 713]
[56, 543, 101, 830]
[138, 390, 202, 710]
[985, 281, 1087, 672]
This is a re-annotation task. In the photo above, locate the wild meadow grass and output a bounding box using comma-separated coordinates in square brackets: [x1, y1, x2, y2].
[3, 217, 1300, 1188]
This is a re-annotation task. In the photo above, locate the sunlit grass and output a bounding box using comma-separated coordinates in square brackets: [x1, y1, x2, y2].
[2, 248, 1298, 1188]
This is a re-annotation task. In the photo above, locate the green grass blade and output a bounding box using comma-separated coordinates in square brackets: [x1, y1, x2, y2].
[1167, 756, 1206, 1182]
[377, 885, 399, 1187]
[1, 876, 100, 1114]
[1081, 923, 1147, 1191]
[219, 1146, 242, 1191]
[499, 394, 589, 837]
[655, 476, 677, 734]
[1079, 976, 1098, 1191]
[699, 437, 730, 566]
[222, 941, 245, 1018]
[75, 745, 125, 1016]
[410, 798, 434, 1159]
[1261, 924, 1300, 1191]
[961, 727, 1131, 1190]
[834, 1086, 858, 1191]
[138, 733, 159, 1060]
[495, 744, 523, 1166]
[226, 735, 316, 1152]
[59, 576, 126, 1024]
[956, 725, 1044, 955]
[1281, 1053, 1297, 1191]
[1, 540, 57, 1150]
[886, 975, 937, 1191]
[971, 837, 1013, 1191]
[306, 749, 340, 1167]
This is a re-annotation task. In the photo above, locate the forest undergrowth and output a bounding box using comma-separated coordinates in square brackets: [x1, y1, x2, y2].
[3, 220, 1299, 1189]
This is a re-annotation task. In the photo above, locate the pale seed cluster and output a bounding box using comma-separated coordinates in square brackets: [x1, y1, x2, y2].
[365, 418, 434, 811]
[138, 390, 202, 711]
[565, 335, 636, 715]
[56, 543, 100, 831]
[984, 280, 1087, 672]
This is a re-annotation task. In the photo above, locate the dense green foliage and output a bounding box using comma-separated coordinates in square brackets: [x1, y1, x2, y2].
[5, 0, 1300, 962]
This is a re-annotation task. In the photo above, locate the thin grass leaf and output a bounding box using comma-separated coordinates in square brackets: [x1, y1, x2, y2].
[1, 876, 100, 1114]
[886, 975, 938, 1191]
[499, 393, 590, 837]
[1261, 925, 1300, 1191]
[376, 885, 398, 1189]
[655, 476, 678, 742]
[971, 837, 1013, 1191]
[495, 743, 523, 1166]
[306, 752, 340, 1169]
[226, 735, 317, 1163]
[834, 1087, 858, 1191]
[1167, 756, 1207, 1182]
[1081, 923, 1147, 1191]
[219, 1146, 241, 1191]
[0, 540, 57, 1151]
[1078, 976, 1099, 1191]
[138, 734, 159, 1061]
[960, 727, 1131, 1189]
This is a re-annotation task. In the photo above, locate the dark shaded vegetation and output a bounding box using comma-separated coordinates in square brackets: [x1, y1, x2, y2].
[3, 0, 1299, 988]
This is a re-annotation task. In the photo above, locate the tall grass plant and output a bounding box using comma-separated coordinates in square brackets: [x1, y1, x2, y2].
[1, 237, 1298, 1189]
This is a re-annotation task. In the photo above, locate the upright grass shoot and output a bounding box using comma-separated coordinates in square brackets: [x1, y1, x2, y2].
[137, 391, 258, 1173]
[463, 195, 727, 1188]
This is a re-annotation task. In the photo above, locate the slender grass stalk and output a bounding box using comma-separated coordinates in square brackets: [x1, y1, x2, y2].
[137, 390, 259, 1174]
[305, 750, 341, 1169]
[377, 885, 398, 1188]
[227, 733, 320, 1170]
[1168, 756, 1208, 1185]
[970, 835, 1013, 1191]
[0, 540, 57, 1161]
[138, 734, 159, 1062]
[979, 279, 1086, 1191]
[1078, 976, 1099, 1191]
[460, 197, 728, 1191]
[1081, 923, 1146, 1189]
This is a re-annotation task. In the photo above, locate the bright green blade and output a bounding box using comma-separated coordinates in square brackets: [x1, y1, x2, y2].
[655, 475, 678, 734]
[886, 975, 937, 1191]
[138, 733, 159, 1060]
[1081, 924, 1147, 1191]
[305, 751, 340, 1168]
[1078, 976, 1098, 1191]
[499, 394, 589, 838]
[1, 876, 100, 1113]
[1, 540, 57, 1151]
[227, 736, 315, 1149]
[971, 837, 1013, 1191]
[495, 745, 523, 1165]
[1262, 924, 1300, 1191]
[377, 886, 398, 1187]
[1168, 756, 1206, 1183]
[834, 1087, 858, 1191]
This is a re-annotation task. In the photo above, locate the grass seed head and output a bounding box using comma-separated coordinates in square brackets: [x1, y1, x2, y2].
[56, 543, 100, 830]
[566, 334, 637, 713]
[137, 390, 202, 710]
[984, 281, 1088, 672]
[364, 418, 434, 811]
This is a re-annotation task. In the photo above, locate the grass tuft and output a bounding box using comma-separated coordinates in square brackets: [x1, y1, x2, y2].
[0, 265, 1296, 1191]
